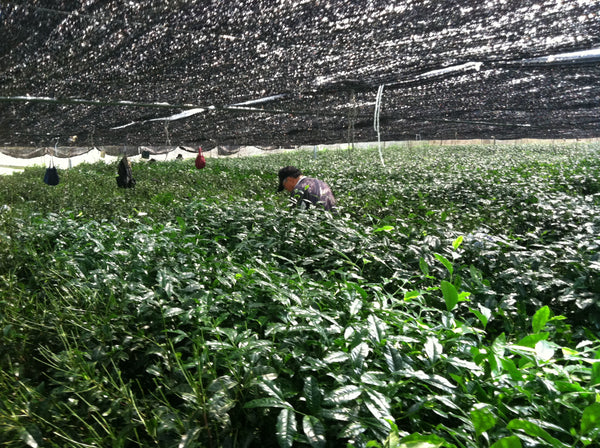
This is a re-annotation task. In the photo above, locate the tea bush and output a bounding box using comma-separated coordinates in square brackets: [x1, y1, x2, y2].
[1, 143, 599, 447]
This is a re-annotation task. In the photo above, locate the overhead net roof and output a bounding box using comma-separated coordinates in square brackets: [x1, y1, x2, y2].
[1, 0, 599, 154]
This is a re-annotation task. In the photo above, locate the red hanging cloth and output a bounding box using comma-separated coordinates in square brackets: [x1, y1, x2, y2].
[195, 146, 206, 169]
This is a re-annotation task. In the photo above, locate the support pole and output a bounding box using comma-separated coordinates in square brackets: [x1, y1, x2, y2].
[374, 85, 386, 167]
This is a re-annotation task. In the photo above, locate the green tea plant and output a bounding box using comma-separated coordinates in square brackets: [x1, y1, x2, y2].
[1, 143, 599, 447]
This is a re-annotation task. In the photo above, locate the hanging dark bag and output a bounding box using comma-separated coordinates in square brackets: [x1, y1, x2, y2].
[116, 156, 136, 188]
[44, 161, 60, 186]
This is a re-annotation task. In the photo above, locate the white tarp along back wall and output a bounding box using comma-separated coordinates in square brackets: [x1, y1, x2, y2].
[0, 144, 293, 175]
[0, 146, 199, 175]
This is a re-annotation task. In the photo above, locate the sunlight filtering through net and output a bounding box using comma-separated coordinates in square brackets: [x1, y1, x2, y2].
[0, 0, 599, 153]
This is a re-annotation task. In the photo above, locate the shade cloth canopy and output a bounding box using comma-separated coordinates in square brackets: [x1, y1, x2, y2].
[1, 0, 599, 152]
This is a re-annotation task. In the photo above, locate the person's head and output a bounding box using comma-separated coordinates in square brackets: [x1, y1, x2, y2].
[278, 166, 302, 192]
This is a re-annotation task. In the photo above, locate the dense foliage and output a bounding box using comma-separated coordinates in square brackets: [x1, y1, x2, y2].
[1, 143, 599, 448]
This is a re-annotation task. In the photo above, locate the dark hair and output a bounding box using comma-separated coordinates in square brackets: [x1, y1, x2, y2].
[277, 166, 302, 191]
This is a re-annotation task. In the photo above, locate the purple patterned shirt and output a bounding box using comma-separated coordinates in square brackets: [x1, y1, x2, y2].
[291, 176, 337, 212]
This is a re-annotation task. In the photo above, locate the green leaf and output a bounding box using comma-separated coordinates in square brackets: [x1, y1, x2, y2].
[384, 424, 402, 448]
[207, 375, 238, 393]
[424, 336, 443, 363]
[350, 342, 370, 368]
[507, 419, 570, 448]
[367, 314, 387, 343]
[470, 404, 497, 436]
[581, 402, 600, 435]
[178, 428, 201, 448]
[324, 385, 362, 404]
[19, 429, 39, 448]
[490, 436, 522, 448]
[349, 298, 362, 316]
[501, 357, 523, 381]
[404, 290, 421, 301]
[419, 257, 430, 276]
[532, 306, 551, 333]
[302, 415, 326, 448]
[452, 235, 464, 250]
[441, 280, 459, 311]
[446, 357, 481, 373]
[244, 397, 291, 409]
[348, 282, 368, 298]
[534, 340, 555, 362]
[276, 408, 297, 448]
[339, 422, 366, 439]
[323, 351, 350, 364]
[469, 305, 491, 328]
[393, 433, 449, 448]
[146, 365, 162, 376]
[365, 389, 393, 428]
[375, 225, 394, 232]
[515, 332, 549, 348]
[163, 306, 184, 317]
[259, 379, 285, 400]
[361, 371, 386, 386]
[303, 377, 322, 414]
[591, 349, 600, 386]
[434, 253, 453, 278]
[488, 333, 507, 376]
[406, 370, 456, 393]
[321, 407, 353, 421]
[469, 264, 485, 285]
[383, 344, 403, 373]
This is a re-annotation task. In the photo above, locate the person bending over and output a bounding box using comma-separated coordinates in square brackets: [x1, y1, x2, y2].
[277, 166, 337, 212]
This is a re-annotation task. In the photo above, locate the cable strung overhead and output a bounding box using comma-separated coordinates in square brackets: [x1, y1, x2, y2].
[1, 0, 599, 153]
